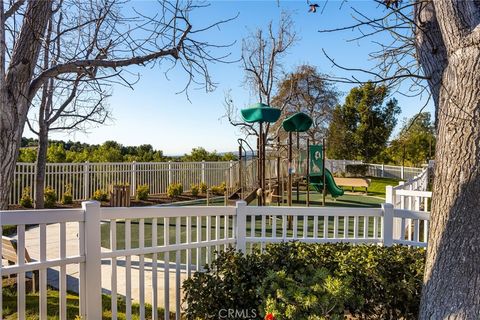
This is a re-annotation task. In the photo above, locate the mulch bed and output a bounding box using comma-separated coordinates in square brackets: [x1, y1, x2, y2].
[7, 193, 209, 210]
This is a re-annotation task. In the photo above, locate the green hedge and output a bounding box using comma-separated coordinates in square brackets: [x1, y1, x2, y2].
[183, 242, 425, 320]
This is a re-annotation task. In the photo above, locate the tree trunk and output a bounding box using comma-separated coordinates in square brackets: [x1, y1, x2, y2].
[0, 112, 23, 209]
[419, 45, 480, 319]
[0, 0, 52, 209]
[34, 126, 48, 209]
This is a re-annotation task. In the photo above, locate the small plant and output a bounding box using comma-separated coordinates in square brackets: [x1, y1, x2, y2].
[210, 181, 226, 195]
[44, 186, 57, 208]
[190, 184, 199, 197]
[92, 189, 108, 202]
[199, 182, 208, 194]
[62, 184, 73, 205]
[19, 187, 33, 208]
[167, 183, 183, 198]
[136, 184, 149, 201]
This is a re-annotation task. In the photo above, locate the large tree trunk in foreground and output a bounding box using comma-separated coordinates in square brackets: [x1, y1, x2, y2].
[0, 113, 24, 209]
[419, 44, 480, 319]
[416, 0, 480, 316]
[0, 0, 52, 209]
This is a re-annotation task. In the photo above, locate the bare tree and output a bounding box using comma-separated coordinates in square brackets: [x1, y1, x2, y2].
[0, 0, 235, 209]
[27, 79, 110, 208]
[271, 64, 339, 146]
[222, 12, 297, 205]
[25, 2, 111, 208]
[315, 0, 480, 317]
[224, 12, 297, 138]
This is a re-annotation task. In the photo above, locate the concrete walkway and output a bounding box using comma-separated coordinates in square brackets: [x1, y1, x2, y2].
[20, 222, 186, 312]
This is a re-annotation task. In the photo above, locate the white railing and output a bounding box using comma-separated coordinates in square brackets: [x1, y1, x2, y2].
[0, 201, 429, 319]
[367, 163, 424, 180]
[10, 161, 235, 205]
[386, 167, 431, 241]
[325, 159, 364, 174]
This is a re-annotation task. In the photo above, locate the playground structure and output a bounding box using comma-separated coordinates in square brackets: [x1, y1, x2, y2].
[229, 104, 345, 206]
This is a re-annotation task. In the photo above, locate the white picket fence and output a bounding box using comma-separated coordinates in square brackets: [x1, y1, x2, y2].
[10, 160, 426, 206]
[386, 167, 432, 241]
[367, 163, 425, 180]
[10, 161, 236, 205]
[0, 201, 429, 319]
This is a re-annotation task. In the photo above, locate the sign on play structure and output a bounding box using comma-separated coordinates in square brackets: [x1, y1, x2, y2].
[309, 145, 323, 175]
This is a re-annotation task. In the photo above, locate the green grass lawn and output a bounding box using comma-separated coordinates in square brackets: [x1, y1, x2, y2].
[100, 178, 395, 264]
[350, 176, 401, 198]
[1, 286, 171, 320]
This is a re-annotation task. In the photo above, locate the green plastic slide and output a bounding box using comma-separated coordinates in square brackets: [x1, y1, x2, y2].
[309, 169, 344, 197]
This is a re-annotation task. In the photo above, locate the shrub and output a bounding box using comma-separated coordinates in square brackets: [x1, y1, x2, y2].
[345, 164, 369, 177]
[44, 186, 57, 208]
[260, 268, 353, 320]
[62, 184, 73, 205]
[190, 184, 199, 197]
[136, 184, 149, 201]
[210, 181, 226, 195]
[183, 248, 267, 320]
[92, 189, 108, 202]
[167, 183, 183, 198]
[19, 187, 33, 208]
[199, 182, 208, 194]
[183, 242, 425, 320]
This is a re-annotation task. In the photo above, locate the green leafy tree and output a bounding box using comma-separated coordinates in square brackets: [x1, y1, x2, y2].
[90, 141, 123, 162]
[220, 152, 238, 161]
[385, 112, 436, 167]
[182, 147, 221, 162]
[18, 148, 37, 162]
[46, 144, 67, 163]
[326, 83, 400, 161]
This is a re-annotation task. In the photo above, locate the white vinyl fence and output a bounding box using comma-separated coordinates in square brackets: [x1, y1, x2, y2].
[386, 167, 432, 241]
[10, 160, 425, 205]
[10, 161, 236, 205]
[367, 163, 424, 180]
[0, 201, 429, 319]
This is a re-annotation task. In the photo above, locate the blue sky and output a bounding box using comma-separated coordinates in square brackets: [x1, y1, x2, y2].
[35, 0, 433, 155]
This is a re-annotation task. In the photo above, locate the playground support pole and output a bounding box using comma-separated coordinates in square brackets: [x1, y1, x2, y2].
[322, 138, 326, 206]
[277, 136, 281, 207]
[288, 131, 293, 207]
[258, 123, 263, 206]
[296, 132, 300, 203]
[238, 145, 242, 198]
[288, 131, 293, 229]
[306, 139, 310, 207]
[262, 130, 266, 206]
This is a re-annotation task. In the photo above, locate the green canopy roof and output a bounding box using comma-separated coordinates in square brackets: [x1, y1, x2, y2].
[282, 112, 313, 132]
[240, 103, 281, 123]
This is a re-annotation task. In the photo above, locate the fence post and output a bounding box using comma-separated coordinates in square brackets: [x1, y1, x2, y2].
[82, 201, 102, 319]
[168, 161, 172, 185]
[229, 160, 234, 188]
[381, 164, 385, 177]
[201, 161, 205, 184]
[382, 203, 394, 246]
[235, 201, 247, 253]
[385, 185, 393, 204]
[131, 161, 137, 197]
[83, 162, 90, 200]
[401, 165, 405, 180]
